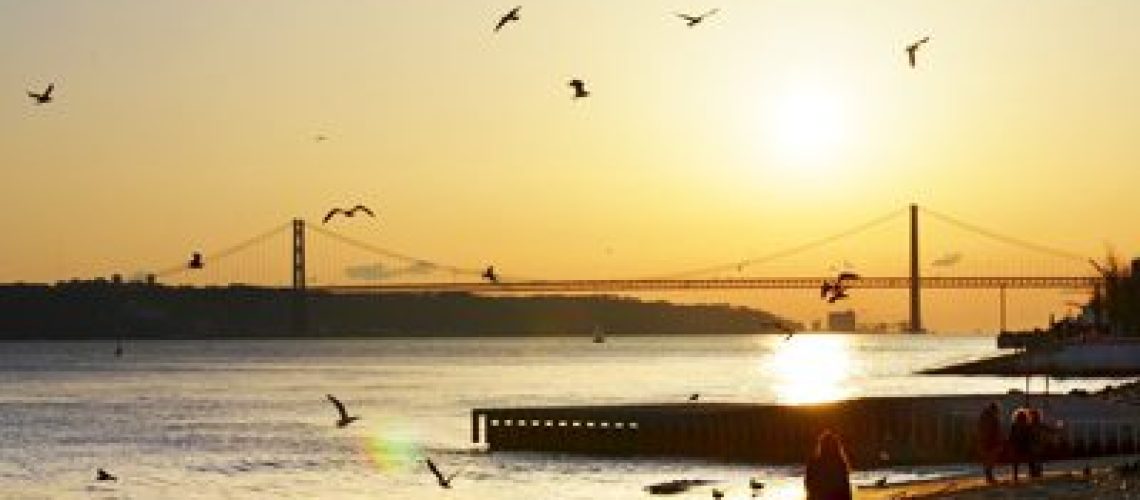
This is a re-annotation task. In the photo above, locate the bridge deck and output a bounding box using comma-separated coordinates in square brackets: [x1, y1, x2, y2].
[322, 276, 1099, 293]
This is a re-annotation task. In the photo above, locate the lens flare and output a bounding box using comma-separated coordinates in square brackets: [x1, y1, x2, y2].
[361, 421, 422, 472]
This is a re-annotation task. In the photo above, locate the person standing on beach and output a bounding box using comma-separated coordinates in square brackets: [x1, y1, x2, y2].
[1009, 409, 1035, 481]
[977, 402, 1004, 483]
[1027, 408, 1046, 478]
[804, 430, 852, 500]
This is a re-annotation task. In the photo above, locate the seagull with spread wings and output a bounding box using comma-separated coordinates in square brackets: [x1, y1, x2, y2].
[568, 79, 589, 99]
[676, 8, 719, 27]
[481, 266, 499, 283]
[494, 6, 521, 32]
[27, 83, 54, 104]
[323, 205, 376, 224]
[423, 457, 461, 488]
[326, 394, 360, 428]
[906, 36, 931, 68]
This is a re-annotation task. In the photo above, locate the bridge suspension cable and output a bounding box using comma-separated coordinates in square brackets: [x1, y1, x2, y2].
[153, 222, 292, 279]
[647, 207, 908, 279]
[919, 207, 1087, 263]
[306, 223, 532, 280]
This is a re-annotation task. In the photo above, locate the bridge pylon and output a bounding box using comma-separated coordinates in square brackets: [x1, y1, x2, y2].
[909, 204, 923, 333]
[291, 218, 308, 334]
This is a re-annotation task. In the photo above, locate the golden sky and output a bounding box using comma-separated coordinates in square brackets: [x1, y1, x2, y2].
[2, 1, 1138, 330]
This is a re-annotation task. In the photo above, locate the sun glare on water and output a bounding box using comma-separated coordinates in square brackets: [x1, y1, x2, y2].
[769, 335, 853, 404]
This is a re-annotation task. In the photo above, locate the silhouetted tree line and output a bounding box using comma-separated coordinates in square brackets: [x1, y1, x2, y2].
[0, 282, 790, 339]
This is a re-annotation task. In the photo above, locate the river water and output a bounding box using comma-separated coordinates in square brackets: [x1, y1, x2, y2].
[0, 334, 1124, 499]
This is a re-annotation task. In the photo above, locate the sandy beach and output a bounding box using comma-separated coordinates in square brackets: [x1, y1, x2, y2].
[858, 457, 1140, 499]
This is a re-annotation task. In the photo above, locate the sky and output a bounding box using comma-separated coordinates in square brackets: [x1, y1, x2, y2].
[2, 1, 1139, 331]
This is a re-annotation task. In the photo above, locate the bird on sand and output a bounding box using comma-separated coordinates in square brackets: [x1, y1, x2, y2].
[568, 79, 589, 99]
[906, 36, 930, 68]
[423, 457, 461, 488]
[689, 393, 700, 401]
[322, 205, 376, 224]
[95, 468, 117, 481]
[27, 83, 54, 104]
[676, 8, 719, 27]
[188, 252, 204, 270]
[481, 265, 499, 283]
[494, 6, 521, 32]
[326, 394, 360, 428]
[749, 477, 765, 492]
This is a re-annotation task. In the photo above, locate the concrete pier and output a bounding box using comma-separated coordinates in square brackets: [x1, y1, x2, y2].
[472, 395, 1140, 466]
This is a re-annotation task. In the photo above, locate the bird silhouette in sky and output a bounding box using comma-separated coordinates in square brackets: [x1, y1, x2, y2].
[114, 340, 123, 358]
[821, 271, 859, 303]
[326, 394, 360, 428]
[95, 468, 117, 481]
[481, 265, 499, 283]
[188, 252, 204, 270]
[423, 458, 461, 488]
[313, 134, 328, 142]
[568, 79, 589, 99]
[27, 83, 54, 104]
[494, 6, 521, 32]
[676, 8, 719, 27]
[906, 36, 930, 68]
[322, 205, 375, 224]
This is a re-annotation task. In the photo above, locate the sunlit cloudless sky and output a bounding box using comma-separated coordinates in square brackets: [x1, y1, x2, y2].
[2, 1, 1139, 329]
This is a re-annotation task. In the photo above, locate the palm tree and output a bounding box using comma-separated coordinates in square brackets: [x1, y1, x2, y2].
[1088, 249, 1140, 336]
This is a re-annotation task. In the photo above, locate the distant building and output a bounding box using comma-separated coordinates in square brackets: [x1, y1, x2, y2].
[827, 310, 857, 332]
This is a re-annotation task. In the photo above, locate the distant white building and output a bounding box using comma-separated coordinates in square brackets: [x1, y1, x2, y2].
[827, 310, 857, 332]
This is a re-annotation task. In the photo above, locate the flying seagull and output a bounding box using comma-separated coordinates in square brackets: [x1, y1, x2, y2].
[314, 134, 328, 142]
[423, 457, 461, 488]
[568, 79, 589, 99]
[676, 8, 719, 27]
[95, 468, 117, 481]
[188, 252, 204, 270]
[322, 205, 376, 224]
[27, 83, 54, 104]
[481, 265, 499, 283]
[494, 6, 521, 32]
[906, 36, 930, 68]
[326, 394, 360, 428]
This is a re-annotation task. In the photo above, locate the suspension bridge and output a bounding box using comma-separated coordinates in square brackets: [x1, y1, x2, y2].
[149, 204, 1101, 334]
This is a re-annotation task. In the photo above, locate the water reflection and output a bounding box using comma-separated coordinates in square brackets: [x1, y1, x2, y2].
[769, 334, 853, 404]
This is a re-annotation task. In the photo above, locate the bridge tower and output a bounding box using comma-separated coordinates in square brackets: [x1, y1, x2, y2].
[909, 204, 923, 333]
[291, 218, 308, 334]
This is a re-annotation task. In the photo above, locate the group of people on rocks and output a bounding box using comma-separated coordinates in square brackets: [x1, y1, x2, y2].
[978, 401, 1060, 482]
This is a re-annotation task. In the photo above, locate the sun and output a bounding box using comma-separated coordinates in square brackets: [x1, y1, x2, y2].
[766, 85, 850, 174]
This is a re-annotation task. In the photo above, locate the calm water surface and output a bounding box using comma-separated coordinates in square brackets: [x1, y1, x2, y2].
[0, 334, 1124, 499]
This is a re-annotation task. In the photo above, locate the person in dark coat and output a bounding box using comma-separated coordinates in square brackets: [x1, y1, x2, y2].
[1008, 409, 1034, 481]
[1027, 408, 1046, 478]
[805, 430, 852, 500]
[977, 402, 1004, 483]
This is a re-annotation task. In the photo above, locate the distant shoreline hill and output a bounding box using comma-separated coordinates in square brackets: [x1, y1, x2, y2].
[0, 282, 794, 339]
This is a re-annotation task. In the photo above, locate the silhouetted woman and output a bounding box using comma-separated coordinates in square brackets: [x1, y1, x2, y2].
[805, 430, 852, 500]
